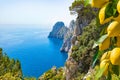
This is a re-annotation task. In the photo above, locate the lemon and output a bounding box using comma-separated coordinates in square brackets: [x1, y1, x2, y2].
[113, 14, 120, 22]
[91, 0, 109, 8]
[117, 0, 120, 13]
[99, 3, 113, 24]
[101, 51, 111, 62]
[116, 36, 120, 47]
[107, 21, 120, 37]
[110, 48, 120, 65]
[99, 37, 110, 51]
[100, 59, 109, 76]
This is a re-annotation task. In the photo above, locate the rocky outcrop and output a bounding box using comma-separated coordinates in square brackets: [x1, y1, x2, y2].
[65, 57, 79, 80]
[74, 10, 96, 36]
[48, 22, 68, 39]
[61, 7, 96, 52]
[39, 1, 100, 80]
[64, 5, 97, 79]
[64, 19, 101, 80]
[60, 20, 75, 52]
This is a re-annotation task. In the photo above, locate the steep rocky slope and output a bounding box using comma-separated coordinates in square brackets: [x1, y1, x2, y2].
[39, 1, 100, 80]
[65, 19, 101, 80]
[60, 20, 75, 52]
[39, 18, 101, 80]
[61, 6, 96, 52]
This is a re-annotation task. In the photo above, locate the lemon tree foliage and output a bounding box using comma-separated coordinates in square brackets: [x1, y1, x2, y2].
[87, 0, 120, 79]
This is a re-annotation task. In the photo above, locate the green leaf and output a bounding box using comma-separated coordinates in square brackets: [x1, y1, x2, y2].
[84, 0, 90, 7]
[112, 65, 119, 76]
[92, 50, 103, 68]
[105, 3, 113, 19]
[105, 0, 119, 19]
[106, 70, 111, 80]
[95, 65, 105, 79]
[93, 34, 108, 48]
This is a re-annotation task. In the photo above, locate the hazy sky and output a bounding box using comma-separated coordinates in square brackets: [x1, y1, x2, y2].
[0, 0, 76, 26]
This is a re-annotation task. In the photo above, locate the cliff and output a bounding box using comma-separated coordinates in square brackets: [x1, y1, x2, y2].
[39, 1, 100, 80]
[39, 0, 120, 80]
[64, 2, 99, 80]
[39, 18, 101, 80]
[65, 19, 101, 80]
[60, 20, 75, 52]
[48, 22, 68, 39]
[61, 6, 95, 52]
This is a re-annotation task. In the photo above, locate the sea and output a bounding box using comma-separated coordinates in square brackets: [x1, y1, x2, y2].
[0, 24, 68, 78]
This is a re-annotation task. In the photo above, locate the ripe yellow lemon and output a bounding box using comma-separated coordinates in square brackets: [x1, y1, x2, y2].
[91, 0, 109, 8]
[110, 48, 120, 65]
[113, 14, 120, 22]
[117, 0, 120, 13]
[101, 51, 111, 62]
[100, 59, 109, 76]
[99, 37, 110, 51]
[116, 36, 120, 47]
[107, 21, 120, 37]
[99, 3, 113, 24]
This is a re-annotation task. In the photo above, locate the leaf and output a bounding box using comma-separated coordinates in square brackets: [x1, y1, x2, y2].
[92, 50, 103, 68]
[100, 26, 106, 36]
[112, 65, 119, 76]
[105, 0, 119, 19]
[111, 74, 120, 80]
[92, 51, 99, 68]
[106, 70, 111, 80]
[105, 3, 113, 19]
[84, 0, 90, 7]
[95, 66, 105, 79]
[93, 34, 108, 48]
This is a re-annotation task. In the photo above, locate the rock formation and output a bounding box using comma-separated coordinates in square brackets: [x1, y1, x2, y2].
[64, 3, 98, 80]
[60, 20, 75, 52]
[48, 22, 68, 39]
[64, 19, 101, 80]
[61, 8, 95, 52]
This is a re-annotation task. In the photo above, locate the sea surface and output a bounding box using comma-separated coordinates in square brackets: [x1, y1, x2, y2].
[0, 24, 68, 78]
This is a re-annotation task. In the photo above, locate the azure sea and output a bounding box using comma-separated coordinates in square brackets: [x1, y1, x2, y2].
[0, 24, 68, 78]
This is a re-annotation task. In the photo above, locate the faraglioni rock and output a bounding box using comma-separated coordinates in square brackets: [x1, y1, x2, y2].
[48, 21, 68, 39]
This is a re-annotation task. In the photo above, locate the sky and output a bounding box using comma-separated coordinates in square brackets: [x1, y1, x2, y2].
[0, 0, 76, 26]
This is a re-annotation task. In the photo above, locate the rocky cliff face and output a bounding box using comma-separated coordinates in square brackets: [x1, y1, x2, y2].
[64, 6, 98, 80]
[65, 19, 101, 80]
[39, 19, 100, 80]
[61, 7, 96, 52]
[60, 20, 75, 52]
[48, 22, 68, 39]
[39, 1, 100, 80]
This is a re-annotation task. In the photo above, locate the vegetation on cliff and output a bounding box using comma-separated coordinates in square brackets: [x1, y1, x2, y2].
[0, 48, 36, 80]
[71, 19, 101, 69]
[2, 0, 120, 80]
[0, 48, 22, 79]
[39, 0, 100, 80]
[39, 67, 65, 80]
